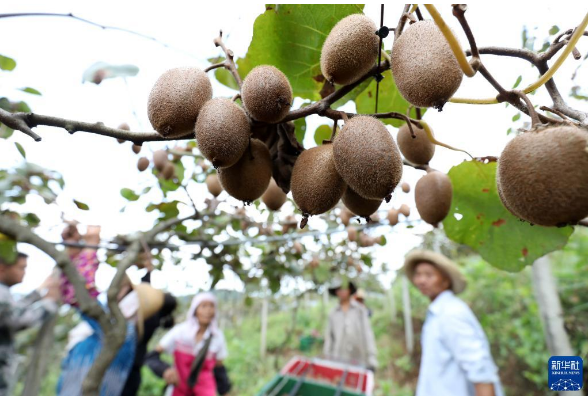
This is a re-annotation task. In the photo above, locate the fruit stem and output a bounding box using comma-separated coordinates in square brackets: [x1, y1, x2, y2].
[419, 120, 473, 158]
[513, 90, 541, 127]
[424, 4, 477, 77]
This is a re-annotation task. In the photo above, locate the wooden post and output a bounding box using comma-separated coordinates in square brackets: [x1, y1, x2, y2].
[388, 284, 397, 324]
[401, 275, 414, 354]
[260, 294, 269, 360]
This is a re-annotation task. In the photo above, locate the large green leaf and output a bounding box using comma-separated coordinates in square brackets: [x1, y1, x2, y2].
[355, 69, 423, 127]
[229, 4, 364, 100]
[444, 160, 573, 272]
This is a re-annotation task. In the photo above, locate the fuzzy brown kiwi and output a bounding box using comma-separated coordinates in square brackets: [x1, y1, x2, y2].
[205, 174, 223, 197]
[399, 204, 410, 217]
[401, 182, 410, 193]
[342, 187, 383, 220]
[333, 116, 403, 200]
[347, 226, 358, 242]
[391, 20, 463, 110]
[497, 125, 588, 226]
[153, 150, 168, 172]
[340, 207, 353, 226]
[195, 98, 251, 168]
[162, 163, 175, 180]
[137, 157, 149, 172]
[320, 14, 379, 85]
[415, 171, 453, 226]
[387, 208, 399, 225]
[218, 139, 272, 203]
[291, 143, 347, 223]
[262, 178, 287, 211]
[148, 67, 212, 138]
[241, 65, 292, 123]
[132, 144, 141, 154]
[397, 123, 436, 165]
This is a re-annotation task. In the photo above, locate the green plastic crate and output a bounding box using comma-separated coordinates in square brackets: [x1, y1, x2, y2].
[257, 374, 364, 396]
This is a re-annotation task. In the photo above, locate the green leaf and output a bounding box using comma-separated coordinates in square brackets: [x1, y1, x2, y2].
[120, 188, 140, 201]
[549, 25, 560, 35]
[73, 199, 90, 210]
[444, 161, 573, 272]
[512, 75, 522, 89]
[355, 70, 424, 127]
[0, 235, 17, 264]
[294, 116, 307, 145]
[23, 213, 41, 227]
[512, 113, 521, 122]
[18, 87, 42, 96]
[313, 124, 331, 146]
[14, 142, 26, 159]
[228, 4, 364, 100]
[0, 55, 16, 71]
[208, 57, 240, 90]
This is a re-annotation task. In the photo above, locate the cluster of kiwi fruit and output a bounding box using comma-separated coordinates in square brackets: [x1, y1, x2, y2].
[145, 64, 293, 210]
[138, 12, 463, 230]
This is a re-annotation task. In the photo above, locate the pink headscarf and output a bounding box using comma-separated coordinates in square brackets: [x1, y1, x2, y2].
[177, 292, 219, 341]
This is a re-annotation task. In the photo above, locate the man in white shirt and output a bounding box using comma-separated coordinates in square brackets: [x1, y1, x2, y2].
[404, 249, 503, 396]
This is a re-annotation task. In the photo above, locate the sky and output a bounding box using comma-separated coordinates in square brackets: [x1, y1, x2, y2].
[1, 1, 586, 296]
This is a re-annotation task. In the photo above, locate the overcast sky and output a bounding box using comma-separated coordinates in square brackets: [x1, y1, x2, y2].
[1, 1, 586, 296]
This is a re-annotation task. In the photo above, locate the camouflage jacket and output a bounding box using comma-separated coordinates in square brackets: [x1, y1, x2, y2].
[0, 283, 57, 395]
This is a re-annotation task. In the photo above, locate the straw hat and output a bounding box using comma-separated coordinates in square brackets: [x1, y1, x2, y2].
[403, 249, 467, 294]
[355, 288, 367, 299]
[328, 277, 357, 296]
[133, 283, 165, 338]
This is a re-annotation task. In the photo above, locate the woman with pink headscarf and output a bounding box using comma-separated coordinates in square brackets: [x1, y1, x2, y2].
[145, 292, 230, 396]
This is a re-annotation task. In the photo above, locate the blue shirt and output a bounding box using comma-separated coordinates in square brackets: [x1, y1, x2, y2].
[416, 290, 504, 396]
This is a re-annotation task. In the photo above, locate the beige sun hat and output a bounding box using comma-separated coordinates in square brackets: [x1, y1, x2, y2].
[133, 283, 165, 338]
[403, 249, 467, 294]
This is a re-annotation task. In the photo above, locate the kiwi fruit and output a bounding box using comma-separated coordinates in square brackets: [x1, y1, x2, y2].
[347, 226, 358, 242]
[218, 139, 272, 203]
[132, 144, 142, 154]
[291, 143, 347, 222]
[137, 157, 149, 172]
[497, 125, 588, 226]
[333, 116, 403, 200]
[153, 150, 168, 171]
[196, 98, 251, 168]
[401, 182, 410, 193]
[293, 241, 303, 254]
[241, 65, 292, 123]
[415, 171, 453, 226]
[340, 207, 353, 226]
[391, 20, 463, 109]
[205, 174, 223, 197]
[342, 187, 383, 220]
[399, 204, 410, 217]
[262, 178, 287, 211]
[496, 174, 521, 219]
[320, 14, 379, 85]
[387, 208, 399, 226]
[397, 123, 436, 165]
[162, 163, 175, 180]
[148, 67, 212, 138]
